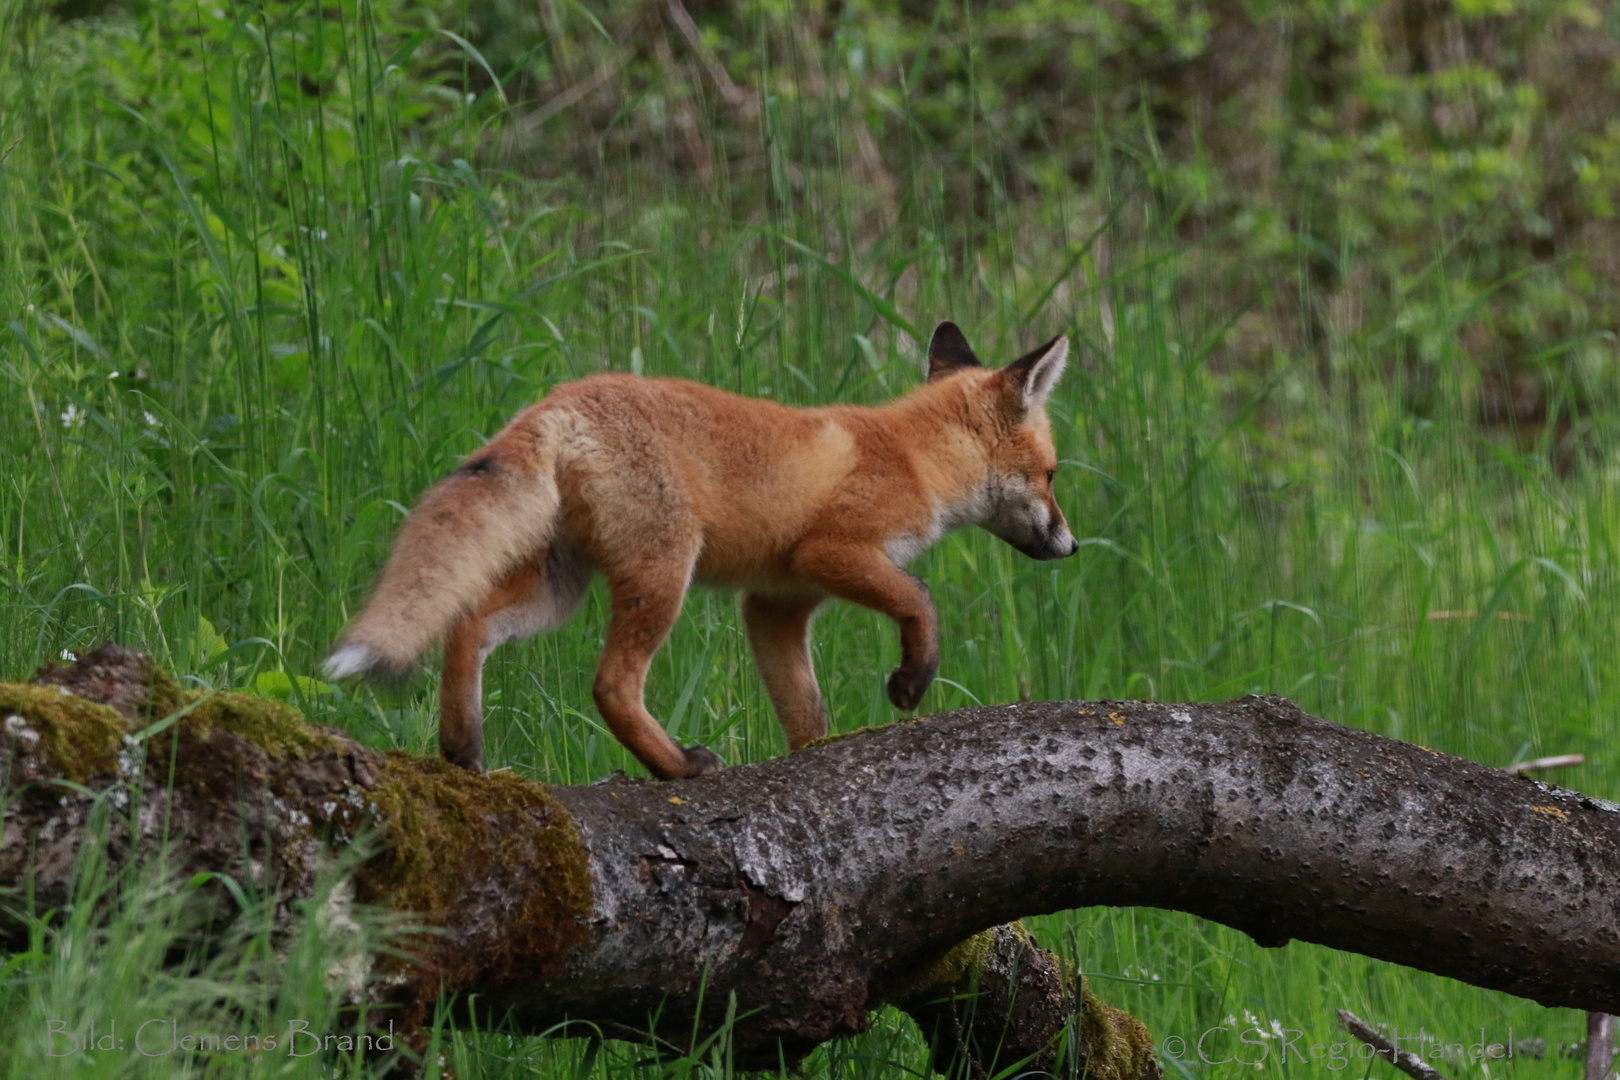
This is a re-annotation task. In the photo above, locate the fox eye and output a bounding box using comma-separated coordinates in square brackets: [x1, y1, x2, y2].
[1045, 469, 1055, 483]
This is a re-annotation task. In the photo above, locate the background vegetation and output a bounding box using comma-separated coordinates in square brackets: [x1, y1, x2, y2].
[1, 0, 1616, 1075]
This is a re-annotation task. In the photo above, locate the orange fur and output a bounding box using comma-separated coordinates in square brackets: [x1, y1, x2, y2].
[326, 322, 1078, 779]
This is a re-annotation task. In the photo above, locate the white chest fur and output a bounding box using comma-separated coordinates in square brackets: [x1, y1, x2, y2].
[884, 489, 990, 566]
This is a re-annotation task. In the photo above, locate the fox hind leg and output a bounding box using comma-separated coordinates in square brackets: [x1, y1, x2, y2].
[742, 593, 828, 750]
[440, 614, 494, 772]
[593, 547, 722, 780]
[439, 544, 591, 772]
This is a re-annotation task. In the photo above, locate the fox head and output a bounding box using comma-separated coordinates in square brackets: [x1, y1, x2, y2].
[927, 321, 1081, 562]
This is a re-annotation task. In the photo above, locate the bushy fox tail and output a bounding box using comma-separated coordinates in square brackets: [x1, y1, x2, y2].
[323, 415, 562, 681]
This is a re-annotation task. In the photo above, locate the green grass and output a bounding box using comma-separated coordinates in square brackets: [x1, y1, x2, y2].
[0, 0, 1614, 1076]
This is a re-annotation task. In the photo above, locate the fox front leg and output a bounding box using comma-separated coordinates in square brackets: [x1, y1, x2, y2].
[742, 592, 829, 749]
[793, 542, 939, 711]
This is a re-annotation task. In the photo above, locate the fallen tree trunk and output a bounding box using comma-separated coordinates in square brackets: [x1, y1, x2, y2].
[3, 647, 1619, 1073]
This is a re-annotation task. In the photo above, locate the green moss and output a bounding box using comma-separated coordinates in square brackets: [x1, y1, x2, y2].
[1079, 982, 1158, 1080]
[166, 690, 340, 761]
[138, 661, 339, 762]
[804, 728, 866, 751]
[889, 925, 1009, 1001]
[1, 660, 341, 786]
[357, 755, 592, 941]
[0, 682, 128, 783]
[803, 715, 915, 751]
[141, 664, 187, 722]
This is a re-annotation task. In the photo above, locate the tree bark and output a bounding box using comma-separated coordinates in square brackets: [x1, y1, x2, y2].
[4, 647, 1619, 1073]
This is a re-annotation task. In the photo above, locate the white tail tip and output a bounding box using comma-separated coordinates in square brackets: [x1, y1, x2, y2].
[322, 644, 377, 681]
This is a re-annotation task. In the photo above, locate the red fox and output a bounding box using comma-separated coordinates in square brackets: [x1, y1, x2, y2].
[324, 321, 1078, 779]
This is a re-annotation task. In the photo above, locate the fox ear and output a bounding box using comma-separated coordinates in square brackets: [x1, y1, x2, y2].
[926, 321, 982, 382]
[1001, 335, 1070, 411]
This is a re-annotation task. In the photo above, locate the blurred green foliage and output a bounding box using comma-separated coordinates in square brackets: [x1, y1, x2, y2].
[17, 0, 1620, 439]
[437, 0, 1620, 438]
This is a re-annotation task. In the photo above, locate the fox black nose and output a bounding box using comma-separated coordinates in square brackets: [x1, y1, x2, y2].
[1065, 535, 1079, 557]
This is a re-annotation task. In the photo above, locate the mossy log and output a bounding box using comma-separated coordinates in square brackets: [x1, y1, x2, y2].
[5, 647, 1620, 1075]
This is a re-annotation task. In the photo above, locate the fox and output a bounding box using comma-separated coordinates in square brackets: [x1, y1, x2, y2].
[323, 321, 1079, 779]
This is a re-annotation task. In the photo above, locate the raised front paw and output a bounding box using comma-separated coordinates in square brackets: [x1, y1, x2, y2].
[886, 661, 937, 712]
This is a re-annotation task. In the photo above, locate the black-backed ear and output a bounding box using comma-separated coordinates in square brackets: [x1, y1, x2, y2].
[926, 321, 982, 382]
[1000, 335, 1070, 411]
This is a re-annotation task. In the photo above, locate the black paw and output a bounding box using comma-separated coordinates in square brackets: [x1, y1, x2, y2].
[442, 742, 486, 774]
[681, 744, 725, 776]
[886, 661, 937, 711]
